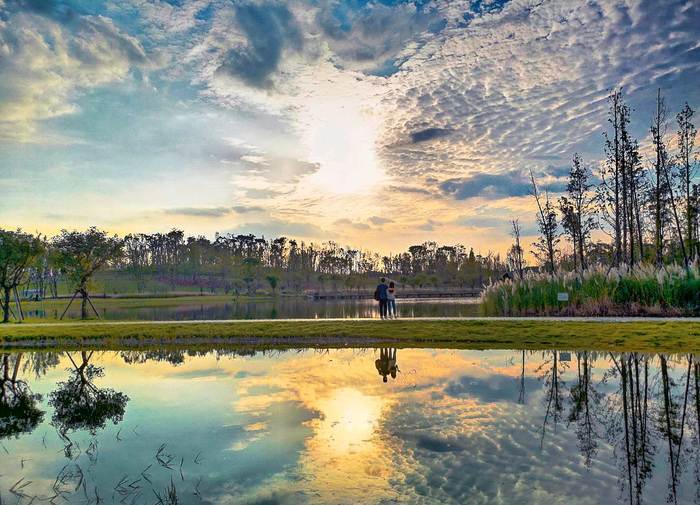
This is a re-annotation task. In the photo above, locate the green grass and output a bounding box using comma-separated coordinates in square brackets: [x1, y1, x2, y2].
[1, 320, 699, 353]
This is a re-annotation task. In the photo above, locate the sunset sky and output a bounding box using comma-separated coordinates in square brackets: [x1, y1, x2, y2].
[1, 0, 699, 254]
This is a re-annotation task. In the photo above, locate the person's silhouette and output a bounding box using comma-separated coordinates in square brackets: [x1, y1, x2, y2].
[375, 348, 399, 383]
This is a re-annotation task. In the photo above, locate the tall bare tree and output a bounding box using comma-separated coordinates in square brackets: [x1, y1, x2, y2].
[508, 219, 525, 279]
[651, 89, 673, 266]
[530, 171, 559, 273]
[676, 103, 697, 258]
[600, 90, 624, 266]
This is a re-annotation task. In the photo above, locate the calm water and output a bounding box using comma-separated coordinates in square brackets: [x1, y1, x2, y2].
[27, 297, 480, 321]
[1, 348, 698, 504]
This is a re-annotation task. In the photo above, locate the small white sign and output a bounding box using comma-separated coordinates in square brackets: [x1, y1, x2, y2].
[557, 292, 569, 302]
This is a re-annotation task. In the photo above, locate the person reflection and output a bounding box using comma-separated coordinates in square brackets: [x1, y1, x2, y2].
[375, 348, 399, 383]
[0, 353, 44, 439]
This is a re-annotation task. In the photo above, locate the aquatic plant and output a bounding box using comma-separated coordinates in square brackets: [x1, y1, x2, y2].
[480, 262, 700, 316]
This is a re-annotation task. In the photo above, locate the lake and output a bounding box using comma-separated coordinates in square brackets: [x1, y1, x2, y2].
[26, 297, 481, 321]
[1, 347, 696, 504]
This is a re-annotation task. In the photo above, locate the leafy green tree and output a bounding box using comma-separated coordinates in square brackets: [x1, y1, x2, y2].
[0, 229, 44, 322]
[52, 227, 123, 319]
[266, 274, 279, 294]
[241, 256, 260, 295]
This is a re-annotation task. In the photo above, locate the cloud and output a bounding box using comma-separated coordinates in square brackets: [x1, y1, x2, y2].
[439, 170, 532, 200]
[216, 1, 302, 88]
[230, 219, 333, 239]
[368, 216, 393, 226]
[410, 127, 452, 143]
[334, 218, 370, 231]
[315, 1, 443, 75]
[444, 373, 540, 403]
[232, 205, 265, 214]
[454, 213, 539, 235]
[379, 0, 700, 199]
[388, 185, 433, 196]
[163, 206, 232, 217]
[418, 219, 439, 231]
[0, 5, 151, 141]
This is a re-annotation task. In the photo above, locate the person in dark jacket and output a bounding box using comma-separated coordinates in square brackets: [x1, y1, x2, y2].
[375, 277, 389, 319]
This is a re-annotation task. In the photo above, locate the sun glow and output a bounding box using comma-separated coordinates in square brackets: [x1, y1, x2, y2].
[298, 87, 387, 196]
[315, 387, 383, 454]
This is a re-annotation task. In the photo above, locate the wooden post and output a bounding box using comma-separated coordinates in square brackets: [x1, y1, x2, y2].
[86, 295, 100, 319]
[13, 287, 24, 321]
[59, 291, 79, 320]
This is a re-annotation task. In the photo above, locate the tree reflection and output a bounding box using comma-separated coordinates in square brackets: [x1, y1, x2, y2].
[518, 350, 527, 404]
[121, 349, 186, 366]
[537, 351, 568, 444]
[604, 353, 656, 505]
[568, 351, 601, 467]
[49, 351, 128, 434]
[0, 353, 44, 439]
[657, 354, 693, 505]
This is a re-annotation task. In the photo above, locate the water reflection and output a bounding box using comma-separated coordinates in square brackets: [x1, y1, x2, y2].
[375, 348, 399, 382]
[49, 351, 128, 434]
[38, 297, 480, 321]
[0, 354, 44, 439]
[1, 348, 700, 504]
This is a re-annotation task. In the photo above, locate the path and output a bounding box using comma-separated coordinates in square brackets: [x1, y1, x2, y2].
[8, 316, 700, 327]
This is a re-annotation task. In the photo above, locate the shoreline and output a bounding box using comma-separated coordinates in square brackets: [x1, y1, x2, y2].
[1, 318, 699, 353]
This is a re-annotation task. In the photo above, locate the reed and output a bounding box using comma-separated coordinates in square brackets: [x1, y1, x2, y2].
[480, 263, 700, 316]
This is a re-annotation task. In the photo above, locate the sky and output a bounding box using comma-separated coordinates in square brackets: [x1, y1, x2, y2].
[1, 0, 699, 255]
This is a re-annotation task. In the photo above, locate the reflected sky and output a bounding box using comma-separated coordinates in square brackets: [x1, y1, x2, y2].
[1, 349, 698, 504]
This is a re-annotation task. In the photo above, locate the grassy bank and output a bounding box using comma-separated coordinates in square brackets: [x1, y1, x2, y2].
[1, 319, 699, 353]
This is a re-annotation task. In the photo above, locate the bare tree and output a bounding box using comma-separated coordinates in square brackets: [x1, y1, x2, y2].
[653, 90, 690, 269]
[651, 89, 672, 266]
[559, 153, 597, 271]
[600, 89, 624, 266]
[530, 171, 559, 273]
[508, 219, 525, 279]
[676, 103, 697, 258]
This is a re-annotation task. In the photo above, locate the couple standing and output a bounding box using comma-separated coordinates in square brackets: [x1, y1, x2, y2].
[374, 277, 398, 319]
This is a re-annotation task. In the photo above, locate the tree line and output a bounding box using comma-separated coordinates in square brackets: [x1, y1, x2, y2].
[0, 227, 505, 321]
[519, 88, 697, 275]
